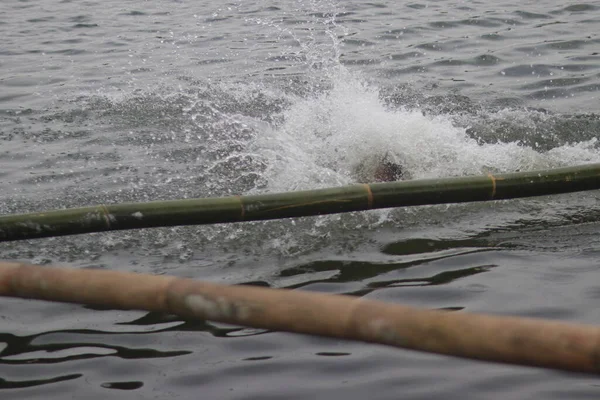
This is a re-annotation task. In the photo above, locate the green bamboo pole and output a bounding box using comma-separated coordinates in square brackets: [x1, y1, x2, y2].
[1, 163, 600, 242]
[1, 261, 600, 374]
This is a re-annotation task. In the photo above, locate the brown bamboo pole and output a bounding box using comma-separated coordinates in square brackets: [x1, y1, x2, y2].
[1, 163, 600, 242]
[1, 261, 600, 374]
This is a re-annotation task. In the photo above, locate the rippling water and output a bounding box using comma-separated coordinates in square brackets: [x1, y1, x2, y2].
[2, 0, 600, 398]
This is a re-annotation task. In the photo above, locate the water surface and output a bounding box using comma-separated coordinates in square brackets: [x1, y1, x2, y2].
[1, 1, 600, 398]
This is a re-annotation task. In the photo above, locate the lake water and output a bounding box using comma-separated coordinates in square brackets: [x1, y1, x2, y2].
[2, 0, 600, 398]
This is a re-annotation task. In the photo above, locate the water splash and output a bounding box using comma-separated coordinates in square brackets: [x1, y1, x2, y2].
[245, 65, 600, 193]
[3, 0, 600, 265]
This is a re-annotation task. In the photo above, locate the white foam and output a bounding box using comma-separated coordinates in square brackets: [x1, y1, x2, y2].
[247, 66, 600, 193]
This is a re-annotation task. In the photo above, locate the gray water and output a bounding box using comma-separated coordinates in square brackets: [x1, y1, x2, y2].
[2, 0, 600, 398]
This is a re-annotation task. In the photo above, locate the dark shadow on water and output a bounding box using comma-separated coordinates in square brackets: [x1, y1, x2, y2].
[278, 249, 493, 286]
[117, 312, 270, 338]
[366, 265, 496, 289]
[100, 381, 144, 390]
[381, 237, 492, 255]
[0, 328, 191, 366]
[0, 373, 82, 390]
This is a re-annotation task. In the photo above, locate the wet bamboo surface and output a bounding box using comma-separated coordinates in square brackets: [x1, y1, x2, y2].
[1, 163, 600, 241]
[1, 261, 600, 374]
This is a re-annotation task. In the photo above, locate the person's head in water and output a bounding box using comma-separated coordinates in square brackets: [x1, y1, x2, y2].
[374, 160, 404, 182]
[353, 153, 406, 183]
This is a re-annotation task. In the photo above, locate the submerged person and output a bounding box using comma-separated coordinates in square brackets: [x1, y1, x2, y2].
[352, 153, 407, 183]
[374, 159, 405, 182]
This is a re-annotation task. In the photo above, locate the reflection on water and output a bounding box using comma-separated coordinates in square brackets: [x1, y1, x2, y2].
[0, 373, 83, 390]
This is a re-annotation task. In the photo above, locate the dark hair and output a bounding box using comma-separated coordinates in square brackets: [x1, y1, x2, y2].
[374, 161, 404, 182]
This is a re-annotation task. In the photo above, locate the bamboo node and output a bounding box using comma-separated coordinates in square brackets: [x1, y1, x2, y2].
[97, 205, 115, 228]
[184, 294, 255, 321]
[363, 184, 374, 208]
[236, 196, 246, 219]
[487, 174, 497, 199]
[368, 318, 408, 346]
